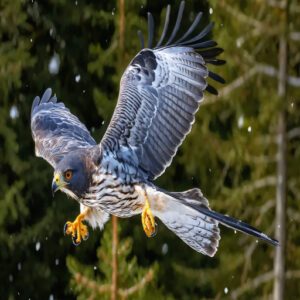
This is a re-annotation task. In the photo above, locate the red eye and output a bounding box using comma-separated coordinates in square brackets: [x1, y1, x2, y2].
[64, 170, 73, 180]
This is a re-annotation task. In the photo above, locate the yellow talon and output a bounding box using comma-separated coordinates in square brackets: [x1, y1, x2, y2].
[64, 209, 90, 245]
[142, 192, 157, 238]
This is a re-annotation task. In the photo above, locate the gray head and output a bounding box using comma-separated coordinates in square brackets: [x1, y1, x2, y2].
[51, 149, 93, 199]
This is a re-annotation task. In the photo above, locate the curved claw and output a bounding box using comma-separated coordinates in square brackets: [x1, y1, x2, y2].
[72, 234, 81, 246]
[82, 230, 89, 241]
[149, 222, 158, 238]
[63, 213, 90, 246]
[64, 222, 71, 235]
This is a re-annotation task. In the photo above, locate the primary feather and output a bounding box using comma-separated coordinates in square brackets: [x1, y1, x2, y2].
[31, 88, 96, 168]
[101, 3, 224, 179]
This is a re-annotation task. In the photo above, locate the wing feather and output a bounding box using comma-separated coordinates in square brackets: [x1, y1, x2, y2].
[31, 88, 96, 168]
[101, 1, 224, 179]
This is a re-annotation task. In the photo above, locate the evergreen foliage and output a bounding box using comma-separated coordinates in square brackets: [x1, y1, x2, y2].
[0, 0, 299, 299]
[67, 222, 169, 300]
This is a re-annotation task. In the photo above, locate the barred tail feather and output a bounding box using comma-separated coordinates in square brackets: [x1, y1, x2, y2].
[158, 188, 278, 256]
[154, 188, 221, 256]
[184, 199, 279, 246]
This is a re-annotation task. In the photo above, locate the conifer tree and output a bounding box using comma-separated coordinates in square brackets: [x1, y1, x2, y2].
[1, 0, 299, 299]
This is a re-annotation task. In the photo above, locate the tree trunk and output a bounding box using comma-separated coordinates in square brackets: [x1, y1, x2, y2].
[111, 216, 118, 300]
[111, 2, 125, 299]
[273, 1, 289, 299]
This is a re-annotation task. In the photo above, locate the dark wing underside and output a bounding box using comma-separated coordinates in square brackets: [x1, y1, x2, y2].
[101, 2, 224, 180]
[31, 88, 96, 168]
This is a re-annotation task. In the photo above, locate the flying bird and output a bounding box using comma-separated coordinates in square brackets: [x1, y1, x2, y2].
[31, 2, 278, 256]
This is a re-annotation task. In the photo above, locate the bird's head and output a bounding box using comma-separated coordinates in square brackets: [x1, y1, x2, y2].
[52, 151, 92, 199]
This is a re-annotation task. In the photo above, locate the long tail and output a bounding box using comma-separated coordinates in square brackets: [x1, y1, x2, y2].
[154, 188, 278, 256]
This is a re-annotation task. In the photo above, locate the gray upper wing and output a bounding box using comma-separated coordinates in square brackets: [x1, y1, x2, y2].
[31, 88, 96, 168]
[101, 2, 224, 180]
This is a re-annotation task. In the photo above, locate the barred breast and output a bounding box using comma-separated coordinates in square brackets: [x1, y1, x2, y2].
[82, 153, 145, 217]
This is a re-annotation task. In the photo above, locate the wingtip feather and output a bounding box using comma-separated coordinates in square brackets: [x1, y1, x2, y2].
[40, 88, 52, 104]
[147, 12, 154, 48]
[165, 1, 185, 46]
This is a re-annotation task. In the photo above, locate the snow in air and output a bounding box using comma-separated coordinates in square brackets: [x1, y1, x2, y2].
[55, 259, 59, 266]
[10, 105, 19, 119]
[236, 37, 244, 48]
[237, 115, 244, 128]
[49, 294, 54, 300]
[75, 74, 81, 82]
[209, 8, 213, 14]
[36, 241, 41, 251]
[162, 243, 168, 255]
[224, 287, 229, 294]
[48, 54, 60, 75]
[247, 126, 252, 133]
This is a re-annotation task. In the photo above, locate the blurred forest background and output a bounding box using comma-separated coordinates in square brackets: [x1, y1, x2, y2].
[1, 0, 299, 299]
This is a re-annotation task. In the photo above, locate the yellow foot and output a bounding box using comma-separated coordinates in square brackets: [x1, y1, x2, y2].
[64, 211, 89, 246]
[141, 194, 157, 238]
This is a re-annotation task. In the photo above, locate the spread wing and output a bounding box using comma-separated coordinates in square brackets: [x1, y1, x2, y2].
[31, 88, 96, 168]
[101, 2, 225, 179]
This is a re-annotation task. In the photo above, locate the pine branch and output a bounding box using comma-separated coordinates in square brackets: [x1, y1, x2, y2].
[255, 64, 300, 87]
[220, 1, 279, 35]
[74, 272, 111, 295]
[288, 127, 300, 140]
[241, 176, 277, 194]
[264, 0, 300, 13]
[230, 270, 300, 299]
[203, 66, 259, 105]
[290, 31, 300, 41]
[118, 269, 154, 299]
[73, 260, 154, 299]
[203, 63, 300, 106]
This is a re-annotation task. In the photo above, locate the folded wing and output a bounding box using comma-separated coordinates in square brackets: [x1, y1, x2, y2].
[101, 2, 224, 180]
[31, 88, 96, 168]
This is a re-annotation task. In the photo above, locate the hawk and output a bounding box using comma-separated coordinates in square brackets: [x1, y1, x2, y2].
[31, 2, 277, 256]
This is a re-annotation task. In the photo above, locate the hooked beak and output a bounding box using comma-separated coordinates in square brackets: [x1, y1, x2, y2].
[52, 172, 66, 197]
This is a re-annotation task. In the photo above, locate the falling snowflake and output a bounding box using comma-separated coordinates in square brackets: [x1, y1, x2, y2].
[162, 243, 168, 255]
[36, 241, 41, 251]
[75, 74, 81, 82]
[48, 54, 60, 75]
[238, 115, 244, 128]
[10, 105, 19, 119]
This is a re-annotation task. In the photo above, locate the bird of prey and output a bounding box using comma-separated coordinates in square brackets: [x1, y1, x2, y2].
[31, 2, 278, 256]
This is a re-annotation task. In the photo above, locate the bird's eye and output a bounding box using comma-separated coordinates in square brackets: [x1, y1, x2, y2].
[64, 170, 73, 181]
